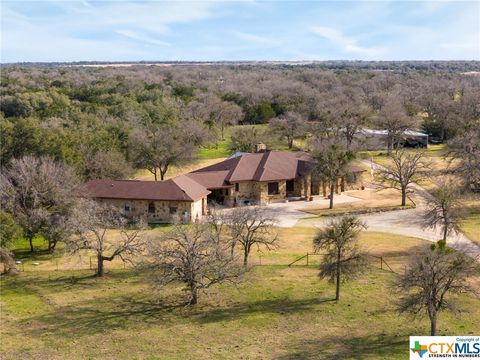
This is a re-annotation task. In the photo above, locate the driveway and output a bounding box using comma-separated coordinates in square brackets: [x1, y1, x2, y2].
[221, 181, 480, 258]
[301, 165, 480, 258]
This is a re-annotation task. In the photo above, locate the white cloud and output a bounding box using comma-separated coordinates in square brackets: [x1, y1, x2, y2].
[310, 25, 384, 57]
[234, 31, 280, 46]
[115, 30, 171, 47]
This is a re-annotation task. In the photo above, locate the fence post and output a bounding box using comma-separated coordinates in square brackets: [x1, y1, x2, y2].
[307, 253, 309, 266]
[56, 259, 58, 271]
[380, 256, 383, 270]
[89, 257, 92, 270]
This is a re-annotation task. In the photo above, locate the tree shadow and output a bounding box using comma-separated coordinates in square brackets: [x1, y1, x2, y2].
[196, 296, 336, 324]
[28, 295, 184, 338]
[276, 333, 408, 359]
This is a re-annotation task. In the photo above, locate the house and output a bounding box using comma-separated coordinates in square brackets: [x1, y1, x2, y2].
[187, 150, 313, 206]
[76, 149, 365, 223]
[75, 175, 209, 223]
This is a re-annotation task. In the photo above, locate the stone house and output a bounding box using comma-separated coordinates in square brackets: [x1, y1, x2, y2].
[77, 150, 365, 223]
[76, 175, 209, 223]
[187, 150, 313, 206]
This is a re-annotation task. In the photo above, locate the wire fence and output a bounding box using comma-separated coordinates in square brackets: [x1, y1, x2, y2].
[12, 251, 405, 275]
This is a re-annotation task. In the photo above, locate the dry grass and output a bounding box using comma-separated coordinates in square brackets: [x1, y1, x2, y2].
[300, 188, 415, 216]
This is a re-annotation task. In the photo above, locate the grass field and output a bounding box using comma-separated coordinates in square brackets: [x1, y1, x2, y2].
[2, 229, 479, 360]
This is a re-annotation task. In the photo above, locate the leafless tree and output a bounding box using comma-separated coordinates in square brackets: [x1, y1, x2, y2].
[227, 206, 278, 266]
[375, 150, 426, 206]
[67, 199, 146, 277]
[269, 111, 307, 149]
[396, 242, 478, 335]
[423, 177, 465, 242]
[373, 94, 419, 153]
[313, 216, 368, 301]
[146, 221, 243, 305]
[83, 149, 134, 180]
[310, 139, 355, 209]
[130, 124, 197, 181]
[0, 156, 79, 252]
[448, 128, 480, 191]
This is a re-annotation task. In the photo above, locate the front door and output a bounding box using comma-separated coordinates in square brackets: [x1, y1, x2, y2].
[286, 180, 295, 196]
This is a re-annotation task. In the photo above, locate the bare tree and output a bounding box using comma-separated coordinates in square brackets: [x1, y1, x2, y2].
[228, 206, 278, 267]
[310, 139, 355, 209]
[67, 199, 145, 277]
[396, 242, 478, 335]
[375, 150, 426, 206]
[423, 178, 465, 242]
[313, 216, 368, 301]
[448, 128, 480, 191]
[269, 111, 307, 149]
[374, 94, 418, 153]
[83, 150, 134, 180]
[130, 124, 197, 181]
[146, 221, 242, 305]
[0, 156, 79, 252]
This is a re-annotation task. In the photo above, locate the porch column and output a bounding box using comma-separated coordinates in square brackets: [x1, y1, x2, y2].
[340, 176, 345, 192]
[335, 178, 340, 194]
[322, 182, 327, 197]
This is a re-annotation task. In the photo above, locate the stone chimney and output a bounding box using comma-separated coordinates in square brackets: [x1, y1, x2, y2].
[254, 142, 267, 153]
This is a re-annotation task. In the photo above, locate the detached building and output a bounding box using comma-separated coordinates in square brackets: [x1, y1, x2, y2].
[356, 129, 429, 150]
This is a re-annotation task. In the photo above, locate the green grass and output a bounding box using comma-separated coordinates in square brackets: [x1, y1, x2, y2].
[460, 206, 480, 246]
[1, 229, 479, 359]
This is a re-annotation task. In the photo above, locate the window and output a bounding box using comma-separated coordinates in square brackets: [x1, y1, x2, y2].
[268, 182, 279, 195]
[148, 202, 155, 213]
[169, 206, 177, 214]
[235, 183, 239, 192]
[124, 203, 130, 212]
[286, 180, 295, 193]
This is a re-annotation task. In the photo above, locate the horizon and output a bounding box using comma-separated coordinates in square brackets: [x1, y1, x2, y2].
[1, 0, 479, 63]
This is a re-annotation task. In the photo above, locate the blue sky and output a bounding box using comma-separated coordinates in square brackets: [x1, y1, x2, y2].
[1, 0, 479, 62]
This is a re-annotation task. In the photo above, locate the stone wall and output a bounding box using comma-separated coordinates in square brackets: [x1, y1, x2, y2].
[96, 198, 206, 223]
[233, 176, 311, 205]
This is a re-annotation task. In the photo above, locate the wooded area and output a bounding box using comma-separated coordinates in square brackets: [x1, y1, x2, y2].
[1, 63, 479, 183]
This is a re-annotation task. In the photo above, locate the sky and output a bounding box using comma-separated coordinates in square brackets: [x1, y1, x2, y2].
[1, 0, 479, 62]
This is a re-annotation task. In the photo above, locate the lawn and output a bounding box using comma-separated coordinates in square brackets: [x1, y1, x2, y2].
[2, 228, 479, 360]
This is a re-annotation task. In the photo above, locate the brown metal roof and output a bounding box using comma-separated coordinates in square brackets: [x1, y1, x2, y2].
[76, 175, 210, 202]
[192, 151, 313, 182]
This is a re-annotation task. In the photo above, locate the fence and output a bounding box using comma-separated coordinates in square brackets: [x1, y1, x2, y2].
[287, 252, 400, 274]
